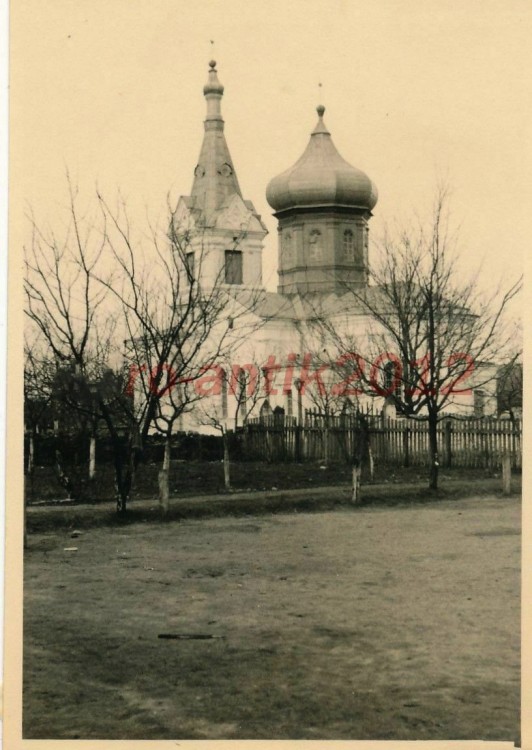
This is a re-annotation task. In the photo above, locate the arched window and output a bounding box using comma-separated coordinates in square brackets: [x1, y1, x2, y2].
[283, 231, 293, 265]
[309, 229, 322, 260]
[286, 390, 293, 418]
[225, 250, 243, 284]
[343, 230, 355, 261]
[260, 399, 273, 422]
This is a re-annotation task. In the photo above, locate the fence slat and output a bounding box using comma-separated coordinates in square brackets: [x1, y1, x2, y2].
[242, 413, 521, 469]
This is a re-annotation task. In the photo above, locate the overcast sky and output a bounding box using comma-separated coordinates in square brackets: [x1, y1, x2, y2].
[11, 0, 531, 294]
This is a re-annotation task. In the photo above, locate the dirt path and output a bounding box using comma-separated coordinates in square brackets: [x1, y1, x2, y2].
[24, 494, 520, 740]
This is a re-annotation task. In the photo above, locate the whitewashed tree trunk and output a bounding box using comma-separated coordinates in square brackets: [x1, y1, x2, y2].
[163, 437, 171, 472]
[159, 437, 171, 515]
[502, 453, 512, 495]
[89, 435, 96, 480]
[351, 464, 361, 504]
[28, 434, 35, 476]
[368, 445, 374, 481]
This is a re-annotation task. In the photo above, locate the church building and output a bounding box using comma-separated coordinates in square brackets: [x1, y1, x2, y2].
[173, 61, 497, 427]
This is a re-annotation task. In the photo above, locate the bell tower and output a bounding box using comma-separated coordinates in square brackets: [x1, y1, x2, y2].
[173, 61, 267, 289]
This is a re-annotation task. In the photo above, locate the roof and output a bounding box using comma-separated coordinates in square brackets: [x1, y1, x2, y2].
[266, 106, 378, 214]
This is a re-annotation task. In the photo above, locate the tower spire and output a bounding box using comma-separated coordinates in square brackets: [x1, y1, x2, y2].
[174, 61, 267, 289]
[203, 59, 224, 122]
[190, 60, 242, 223]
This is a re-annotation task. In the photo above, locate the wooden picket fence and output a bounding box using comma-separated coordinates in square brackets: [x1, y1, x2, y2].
[241, 411, 522, 469]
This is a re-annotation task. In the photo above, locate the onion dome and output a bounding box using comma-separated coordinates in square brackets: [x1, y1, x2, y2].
[266, 105, 378, 213]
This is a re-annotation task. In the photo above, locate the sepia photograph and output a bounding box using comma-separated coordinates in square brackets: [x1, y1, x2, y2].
[5, 0, 529, 745]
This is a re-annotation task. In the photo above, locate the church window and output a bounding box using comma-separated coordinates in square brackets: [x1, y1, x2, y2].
[343, 230, 355, 261]
[283, 231, 293, 264]
[286, 390, 293, 417]
[309, 229, 322, 260]
[260, 399, 273, 422]
[225, 250, 243, 285]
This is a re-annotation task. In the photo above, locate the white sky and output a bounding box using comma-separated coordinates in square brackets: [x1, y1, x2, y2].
[10, 0, 531, 294]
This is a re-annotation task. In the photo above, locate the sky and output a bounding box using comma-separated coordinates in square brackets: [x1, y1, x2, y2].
[10, 0, 531, 295]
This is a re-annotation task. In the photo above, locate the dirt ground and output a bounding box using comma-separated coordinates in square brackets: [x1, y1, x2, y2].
[24, 493, 520, 740]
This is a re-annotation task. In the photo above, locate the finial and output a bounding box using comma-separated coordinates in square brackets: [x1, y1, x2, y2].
[203, 49, 224, 101]
[311, 99, 330, 135]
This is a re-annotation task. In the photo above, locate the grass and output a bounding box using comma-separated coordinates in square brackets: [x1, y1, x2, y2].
[26, 464, 521, 534]
[24, 492, 520, 740]
[26, 459, 515, 505]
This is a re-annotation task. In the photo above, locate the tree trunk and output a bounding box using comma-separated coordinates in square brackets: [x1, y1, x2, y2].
[24, 432, 35, 547]
[159, 437, 171, 515]
[223, 433, 231, 490]
[26, 431, 36, 506]
[28, 433, 35, 476]
[89, 435, 96, 480]
[358, 413, 373, 481]
[403, 424, 410, 468]
[99, 403, 137, 514]
[114, 462, 131, 514]
[113, 444, 135, 514]
[428, 412, 439, 490]
[368, 444, 374, 482]
[351, 462, 362, 504]
[323, 425, 330, 466]
[510, 411, 518, 469]
[55, 449, 75, 500]
[502, 453, 512, 495]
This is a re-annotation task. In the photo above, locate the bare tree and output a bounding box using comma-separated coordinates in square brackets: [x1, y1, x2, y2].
[317, 186, 521, 489]
[23, 334, 61, 546]
[99, 197, 266, 511]
[24, 180, 263, 513]
[24, 182, 117, 500]
[24, 335, 55, 478]
[196, 353, 266, 491]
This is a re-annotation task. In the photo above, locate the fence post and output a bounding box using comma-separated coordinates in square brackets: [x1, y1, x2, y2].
[502, 453, 512, 495]
[444, 419, 452, 468]
[511, 420, 518, 469]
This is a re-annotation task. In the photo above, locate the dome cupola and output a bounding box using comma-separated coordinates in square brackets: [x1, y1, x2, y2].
[266, 106, 378, 214]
